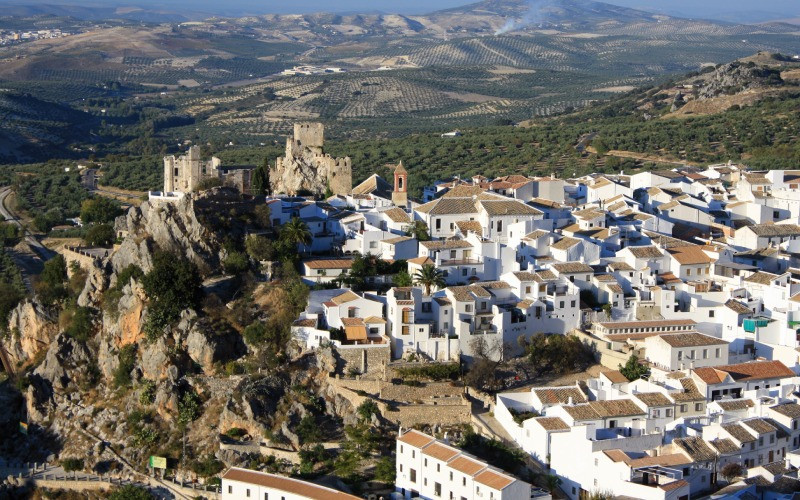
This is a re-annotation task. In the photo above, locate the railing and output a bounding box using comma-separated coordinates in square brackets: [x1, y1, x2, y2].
[440, 258, 483, 265]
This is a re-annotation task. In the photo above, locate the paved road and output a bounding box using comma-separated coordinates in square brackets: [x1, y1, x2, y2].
[0, 187, 56, 262]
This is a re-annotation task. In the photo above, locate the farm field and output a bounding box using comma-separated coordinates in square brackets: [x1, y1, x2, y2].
[1, 0, 800, 162]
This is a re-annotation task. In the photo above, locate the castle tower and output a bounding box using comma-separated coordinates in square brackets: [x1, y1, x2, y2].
[163, 155, 176, 193]
[293, 122, 324, 151]
[392, 161, 408, 207]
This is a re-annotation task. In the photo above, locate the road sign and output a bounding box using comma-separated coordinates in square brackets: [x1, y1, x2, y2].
[149, 456, 167, 469]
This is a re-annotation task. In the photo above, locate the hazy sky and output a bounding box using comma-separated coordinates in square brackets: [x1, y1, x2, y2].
[4, 0, 800, 21]
[196, 0, 799, 18]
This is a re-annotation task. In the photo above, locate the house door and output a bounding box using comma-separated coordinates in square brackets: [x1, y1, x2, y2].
[769, 450, 774, 462]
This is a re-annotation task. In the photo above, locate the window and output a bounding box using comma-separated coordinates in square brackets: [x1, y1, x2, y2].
[525, 286, 531, 294]
[437, 464, 440, 472]
[695, 403, 703, 411]
[465, 305, 472, 312]
[559, 301, 564, 308]
[715, 348, 721, 358]
[666, 409, 672, 417]
[678, 351, 683, 360]
[709, 310, 715, 318]
[424, 458, 428, 467]
[463, 478, 466, 486]
[702, 349, 708, 359]
[434, 482, 442, 497]
[422, 303, 432, 313]
[462, 268, 468, 276]
[435, 219, 441, 230]
[571, 300, 576, 307]
[653, 410, 660, 418]
[402, 326, 410, 335]
[687, 269, 692, 276]
[759, 437, 764, 446]
[412, 451, 415, 458]
[681, 404, 688, 412]
[410, 468, 417, 482]
[228, 486, 232, 494]
[264, 494, 268, 500]
[480, 302, 487, 310]
[247, 489, 251, 498]
[450, 472, 453, 481]
[450, 250, 457, 259]
[497, 221, 503, 233]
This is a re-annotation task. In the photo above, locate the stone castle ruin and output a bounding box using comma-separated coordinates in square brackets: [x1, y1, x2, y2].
[161, 146, 253, 196]
[270, 123, 352, 196]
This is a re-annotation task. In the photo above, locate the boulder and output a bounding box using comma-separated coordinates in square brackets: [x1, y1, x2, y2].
[34, 334, 92, 390]
[185, 320, 246, 372]
[139, 337, 171, 381]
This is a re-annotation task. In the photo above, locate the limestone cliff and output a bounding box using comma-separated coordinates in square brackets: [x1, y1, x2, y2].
[3, 300, 58, 367]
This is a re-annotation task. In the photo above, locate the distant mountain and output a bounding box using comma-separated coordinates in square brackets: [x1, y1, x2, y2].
[0, 3, 208, 22]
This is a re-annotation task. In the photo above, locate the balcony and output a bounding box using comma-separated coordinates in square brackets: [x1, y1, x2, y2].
[441, 258, 483, 266]
[472, 324, 497, 335]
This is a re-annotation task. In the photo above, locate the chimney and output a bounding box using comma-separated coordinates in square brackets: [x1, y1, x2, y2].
[568, 396, 574, 406]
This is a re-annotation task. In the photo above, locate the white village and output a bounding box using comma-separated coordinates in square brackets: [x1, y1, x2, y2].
[131, 123, 800, 500]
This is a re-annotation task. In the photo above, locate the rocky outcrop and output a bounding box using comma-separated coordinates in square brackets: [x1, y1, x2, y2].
[112, 194, 219, 275]
[219, 374, 290, 439]
[697, 61, 784, 100]
[186, 319, 246, 372]
[112, 187, 250, 278]
[34, 333, 93, 390]
[3, 300, 58, 366]
[77, 260, 109, 308]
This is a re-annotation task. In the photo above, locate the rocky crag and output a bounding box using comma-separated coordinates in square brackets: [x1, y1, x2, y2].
[0, 187, 358, 482]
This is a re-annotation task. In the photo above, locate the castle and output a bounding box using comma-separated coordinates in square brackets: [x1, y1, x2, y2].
[161, 146, 253, 196]
[270, 123, 352, 196]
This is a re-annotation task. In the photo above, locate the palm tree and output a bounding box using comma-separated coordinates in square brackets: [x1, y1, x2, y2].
[281, 217, 312, 253]
[414, 264, 445, 295]
[544, 474, 561, 494]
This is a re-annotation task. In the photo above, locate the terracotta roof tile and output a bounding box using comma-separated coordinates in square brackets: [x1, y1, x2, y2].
[448, 456, 486, 476]
[473, 469, 515, 490]
[602, 370, 629, 384]
[533, 387, 587, 405]
[397, 429, 435, 448]
[422, 442, 461, 462]
[721, 422, 756, 443]
[222, 468, 359, 499]
[633, 392, 673, 407]
[533, 417, 570, 431]
[383, 207, 410, 223]
[657, 332, 728, 348]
